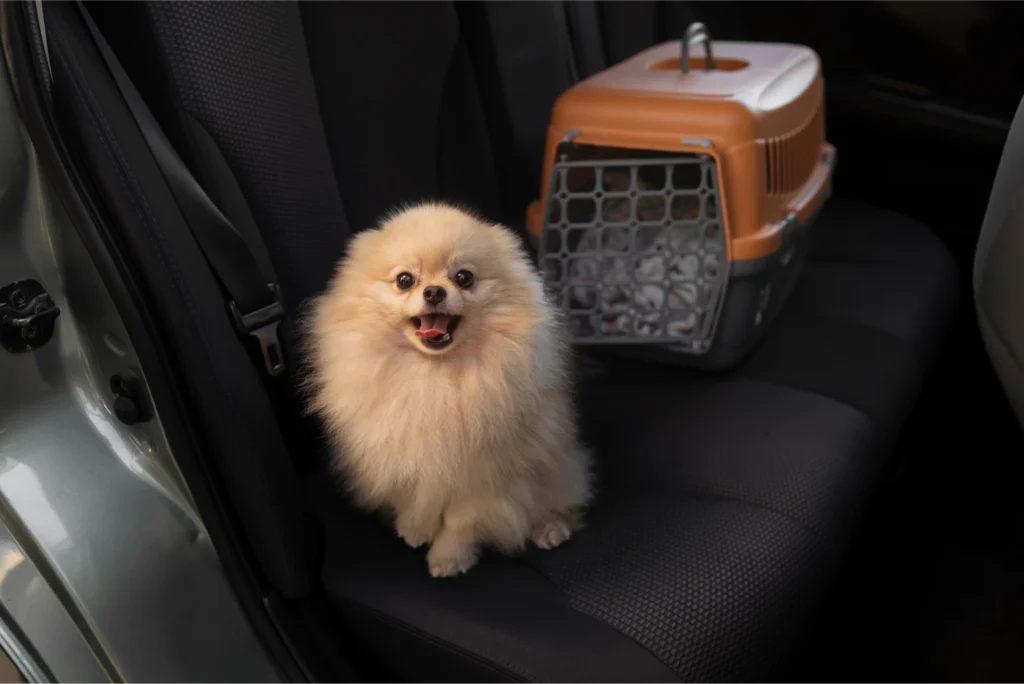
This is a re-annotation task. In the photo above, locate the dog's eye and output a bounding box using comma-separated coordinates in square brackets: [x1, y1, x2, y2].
[453, 270, 474, 289]
[396, 272, 415, 290]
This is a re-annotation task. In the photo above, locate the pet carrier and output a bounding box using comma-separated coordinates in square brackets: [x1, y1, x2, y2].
[527, 24, 836, 368]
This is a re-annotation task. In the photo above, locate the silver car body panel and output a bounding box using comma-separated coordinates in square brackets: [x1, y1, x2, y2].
[0, 46, 281, 683]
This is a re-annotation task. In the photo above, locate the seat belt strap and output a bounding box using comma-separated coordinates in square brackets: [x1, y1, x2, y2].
[73, 0, 287, 378]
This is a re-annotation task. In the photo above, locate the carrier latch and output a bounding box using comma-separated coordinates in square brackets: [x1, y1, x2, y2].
[681, 22, 715, 73]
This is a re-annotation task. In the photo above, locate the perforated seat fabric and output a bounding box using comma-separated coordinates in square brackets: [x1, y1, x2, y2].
[78, 0, 960, 681]
[313, 477, 828, 682]
[577, 363, 881, 533]
[311, 363, 874, 681]
[87, 0, 352, 313]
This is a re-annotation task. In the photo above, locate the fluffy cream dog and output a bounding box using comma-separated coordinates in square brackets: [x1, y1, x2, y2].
[304, 202, 592, 577]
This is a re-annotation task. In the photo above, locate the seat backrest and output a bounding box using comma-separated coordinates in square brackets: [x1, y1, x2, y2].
[88, 1, 351, 314]
[455, 1, 578, 224]
[974, 94, 1024, 430]
[298, 1, 502, 233]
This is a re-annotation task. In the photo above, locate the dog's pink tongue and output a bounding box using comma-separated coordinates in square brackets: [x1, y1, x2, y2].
[415, 314, 451, 339]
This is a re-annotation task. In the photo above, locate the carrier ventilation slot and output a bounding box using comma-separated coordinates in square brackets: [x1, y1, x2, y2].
[764, 101, 824, 196]
[539, 143, 730, 354]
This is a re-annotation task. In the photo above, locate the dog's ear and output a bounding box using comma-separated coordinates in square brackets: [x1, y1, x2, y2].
[342, 226, 383, 263]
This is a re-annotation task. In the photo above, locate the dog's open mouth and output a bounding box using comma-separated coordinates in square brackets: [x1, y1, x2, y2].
[411, 314, 462, 350]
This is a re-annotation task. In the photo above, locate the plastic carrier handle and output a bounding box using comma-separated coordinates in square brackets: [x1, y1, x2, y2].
[681, 22, 715, 73]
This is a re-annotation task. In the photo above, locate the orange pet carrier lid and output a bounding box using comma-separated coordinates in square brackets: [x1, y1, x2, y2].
[529, 27, 831, 261]
[553, 38, 822, 145]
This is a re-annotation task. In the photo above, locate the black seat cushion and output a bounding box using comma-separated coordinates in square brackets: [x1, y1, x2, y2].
[577, 362, 881, 535]
[739, 199, 959, 433]
[801, 198, 960, 370]
[312, 272, 931, 682]
[311, 365, 870, 682]
[316, 489, 827, 682]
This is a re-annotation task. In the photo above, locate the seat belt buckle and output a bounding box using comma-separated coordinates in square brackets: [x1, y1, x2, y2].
[230, 284, 287, 378]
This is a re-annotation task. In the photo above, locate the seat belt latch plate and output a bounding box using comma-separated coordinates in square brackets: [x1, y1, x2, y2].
[230, 285, 286, 377]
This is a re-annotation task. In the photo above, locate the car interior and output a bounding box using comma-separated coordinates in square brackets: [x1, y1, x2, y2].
[3, 0, 1024, 680]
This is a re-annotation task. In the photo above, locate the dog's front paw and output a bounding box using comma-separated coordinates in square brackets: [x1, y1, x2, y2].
[395, 517, 438, 549]
[531, 520, 573, 550]
[427, 541, 479, 578]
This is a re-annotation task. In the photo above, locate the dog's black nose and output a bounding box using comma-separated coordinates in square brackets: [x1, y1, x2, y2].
[423, 286, 447, 305]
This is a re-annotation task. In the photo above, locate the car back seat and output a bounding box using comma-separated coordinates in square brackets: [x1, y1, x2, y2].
[52, 1, 958, 680]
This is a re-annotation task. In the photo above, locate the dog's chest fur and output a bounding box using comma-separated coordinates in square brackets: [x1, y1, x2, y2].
[332, 347, 546, 505]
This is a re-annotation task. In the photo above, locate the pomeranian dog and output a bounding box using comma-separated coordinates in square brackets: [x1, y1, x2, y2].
[304, 202, 592, 577]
